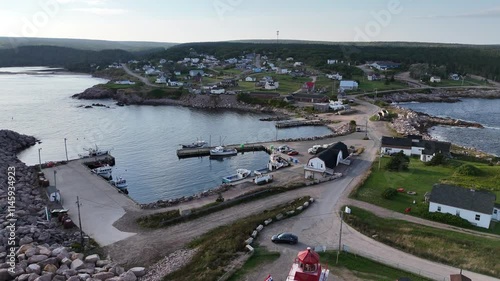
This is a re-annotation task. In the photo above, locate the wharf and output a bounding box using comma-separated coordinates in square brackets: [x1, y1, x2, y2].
[177, 143, 271, 158]
[275, 120, 328, 128]
[43, 155, 138, 246]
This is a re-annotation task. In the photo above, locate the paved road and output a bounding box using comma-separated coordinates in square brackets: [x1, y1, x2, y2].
[241, 99, 499, 281]
[44, 157, 138, 246]
[121, 63, 158, 87]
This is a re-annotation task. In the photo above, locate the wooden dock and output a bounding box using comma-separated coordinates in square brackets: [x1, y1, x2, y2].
[176, 144, 270, 158]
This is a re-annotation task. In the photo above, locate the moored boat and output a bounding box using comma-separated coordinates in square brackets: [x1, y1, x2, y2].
[254, 173, 273, 185]
[222, 169, 252, 183]
[181, 139, 208, 148]
[110, 176, 129, 194]
[91, 164, 112, 178]
[79, 144, 111, 158]
[210, 146, 237, 156]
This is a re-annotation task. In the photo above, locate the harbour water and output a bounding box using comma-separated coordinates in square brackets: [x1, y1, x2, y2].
[0, 67, 332, 203]
[399, 98, 500, 156]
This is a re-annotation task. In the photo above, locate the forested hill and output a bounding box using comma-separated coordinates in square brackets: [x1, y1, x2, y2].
[156, 42, 500, 81]
[0, 46, 135, 72]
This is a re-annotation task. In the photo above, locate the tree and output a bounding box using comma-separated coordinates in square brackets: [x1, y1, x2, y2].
[390, 75, 395, 82]
[385, 151, 410, 171]
[349, 120, 357, 131]
[381, 188, 398, 199]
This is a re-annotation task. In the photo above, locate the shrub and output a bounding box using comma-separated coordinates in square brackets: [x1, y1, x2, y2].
[381, 188, 398, 199]
[385, 151, 410, 171]
[455, 164, 481, 176]
[420, 211, 472, 228]
[425, 153, 446, 166]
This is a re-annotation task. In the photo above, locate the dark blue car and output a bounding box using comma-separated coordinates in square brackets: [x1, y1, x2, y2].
[271, 232, 298, 244]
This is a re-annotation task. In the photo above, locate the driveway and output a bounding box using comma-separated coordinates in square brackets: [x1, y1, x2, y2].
[121, 63, 158, 87]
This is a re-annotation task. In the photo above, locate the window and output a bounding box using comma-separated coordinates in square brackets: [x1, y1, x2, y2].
[475, 214, 481, 221]
[494, 209, 498, 214]
[437, 206, 441, 212]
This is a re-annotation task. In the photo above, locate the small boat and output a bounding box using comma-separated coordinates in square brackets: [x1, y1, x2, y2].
[91, 164, 112, 178]
[110, 177, 129, 194]
[79, 144, 111, 158]
[210, 146, 237, 156]
[222, 169, 252, 183]
[181, 139, 208, 149]
[254, 172, 273, 185]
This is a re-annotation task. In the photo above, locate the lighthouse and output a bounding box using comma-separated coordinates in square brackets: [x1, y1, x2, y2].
[286, 247, 329, 281]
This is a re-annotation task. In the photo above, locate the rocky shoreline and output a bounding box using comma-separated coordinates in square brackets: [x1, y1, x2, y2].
[72, 86, 283, 114]
[0, 130, 146, 281]
[380, 88, 500, 103]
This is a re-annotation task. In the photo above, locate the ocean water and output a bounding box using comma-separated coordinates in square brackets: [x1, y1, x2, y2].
[0, 67, 332, 203]
[399, 98, 500, 156]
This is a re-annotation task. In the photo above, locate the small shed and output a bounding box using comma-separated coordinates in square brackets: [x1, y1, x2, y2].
[46, 186, 61, 203]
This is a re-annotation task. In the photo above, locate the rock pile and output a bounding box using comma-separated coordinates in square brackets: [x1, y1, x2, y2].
[0, 130, 147, 280]
[137, 249, 195, 281]
[0, 243, 145, 281]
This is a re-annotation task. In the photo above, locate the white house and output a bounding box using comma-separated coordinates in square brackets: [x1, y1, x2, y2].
[46, 186, 61, 203]
[210, 88, 225, 94]
[293, 62, 303, 67]
[370, 61, 401, 71]
[367, 73, 381, 81]
[304, 142, 349, 179]
[264, 81, 279, 90]
[286, 57, 294, 61]
[381, 136, 451, 162]
[329, 100, 345, 111]
[189, 70, 204, 77]
[430, 76, 441, 83]
[327, 59, 338, 65]
[245, 76, 256, 82]
[159, 59, 167, 64]
[174, 71, 181, 76]
[327, 73, 342, 80]
[450, 74, 461, 81]
[277, 68, 288, 75]
[155, 77, 167, 84]
[339, 80, 359, 91]
[429, 184, 497, 229]
[168, 79, 183, 87]
[115, 80, 135, 85]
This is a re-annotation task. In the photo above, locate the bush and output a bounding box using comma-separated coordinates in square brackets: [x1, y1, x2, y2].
[419, 211, 472, 228]
[425, 153, 446, 166]
[381, 188, 398, 199]
[385, 151, 410, 171]
[455, 164, 481, 176]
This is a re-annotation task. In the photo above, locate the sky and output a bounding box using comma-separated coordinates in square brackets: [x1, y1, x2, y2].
[1, 0, 500, 44]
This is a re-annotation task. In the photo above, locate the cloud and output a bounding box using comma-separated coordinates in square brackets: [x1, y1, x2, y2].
[71, 8, 127, 15]
[57, 0, 108, 4]
[415, 7, 500, 19]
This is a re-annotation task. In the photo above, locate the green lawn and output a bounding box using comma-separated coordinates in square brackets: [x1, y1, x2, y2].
[352, 157, 500, 233]
[343, 207, 500, 278]
[227, 247, 280, 281]
[99, 83, 137, 90]
[426, 77, 490, 87]
[320, 251, 432, 281]
[352, 75, 408, 93]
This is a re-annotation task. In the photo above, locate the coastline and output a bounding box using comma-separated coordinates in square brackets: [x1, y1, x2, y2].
[378, 88, 500, 103]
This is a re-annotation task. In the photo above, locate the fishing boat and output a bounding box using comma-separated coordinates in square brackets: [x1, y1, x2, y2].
[91, 164, 112, 178]
[222, 169, 252, 183]
[286, 247, 329, 281]
[110, 177, 129, 194]
[254, 172, 273, 185]
[210, 146, 237, 156]
[79, 144, 111, 158]
[181, 139, 208, 148]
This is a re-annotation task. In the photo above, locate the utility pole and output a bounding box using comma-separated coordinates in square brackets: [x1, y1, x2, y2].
[76, 196, 84, 249]
[378, 154, 382, 171]
[64, 138, 68, 161]
[365, 119, 368, 139]
[336, 211, 344, 264]
[53, 170, 57, 188]
[38, 148, 42, 172]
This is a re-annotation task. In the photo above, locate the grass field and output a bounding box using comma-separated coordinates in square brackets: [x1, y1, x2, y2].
[352, 75, 408, 93]
[352, 157, 500, 233]
[227, 247, 280, 281]
[425, 77, 489, 87]
[164, 196, 311, 281]
[343, 207, 500, 278]
[321, 251, 432, 281]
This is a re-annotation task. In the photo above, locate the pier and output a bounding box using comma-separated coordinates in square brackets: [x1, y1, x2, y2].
[275, 120, 329, 128]
[43, 155, 138, 246]
[177, 143, 271, 158]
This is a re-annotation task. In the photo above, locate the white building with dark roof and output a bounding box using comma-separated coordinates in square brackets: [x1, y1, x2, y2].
[429, 184, 498, 229]
[304, 142, 349, 179]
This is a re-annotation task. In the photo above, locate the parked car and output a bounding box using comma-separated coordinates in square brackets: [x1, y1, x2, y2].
[271, 232, 298, 244]
[287, 150, 299, 156]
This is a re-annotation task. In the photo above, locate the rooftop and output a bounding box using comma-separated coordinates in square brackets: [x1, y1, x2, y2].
[430, 184, 496, 214]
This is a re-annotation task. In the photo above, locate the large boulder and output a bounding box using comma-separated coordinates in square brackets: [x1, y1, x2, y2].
[43, 264, 58, 273]
[27, 255, 48, 264]
[84, 254, 100, 264]
[37, 247, 51, 257]
[92, 271, 115, 280]
[71, 259, 85, 270]
[129, 267, 145, 277]
[120, 270, 136, 281]
[26, 264, 41, 275]
[19, 237, 33, 246]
